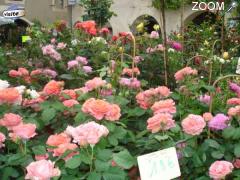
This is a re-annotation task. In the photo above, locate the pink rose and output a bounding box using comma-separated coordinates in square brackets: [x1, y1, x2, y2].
[0, 132, 6, 148]
[53, 143, 78, 161]
[67, 60, 79, 70]
[46, 133, 71, 147]
[209, 161, 233, 179]
[0, 113, 22, 129]
[9, 70, 21, 77]
[181, 114, 206, 135]
[174, 67, 198, 82]
[203, 112, 213, 122]
[63, 99, 79, 108]
[151, 99, 176, 115]
[10, 123, 37, 140]
[57, 42, 67, 49]
[85, 77, 106, 91]
[25, 160, 61, 180]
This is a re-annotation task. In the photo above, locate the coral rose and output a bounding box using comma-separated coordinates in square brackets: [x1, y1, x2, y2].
[43, 80, 64, 96]
[181, 114, 206, 135]
[25, 160, 61, 180]
[0, 88, 22, 105]
[46, 133, 71, 147]
[10, 123, 37, 140]
[147, 113, 175, 133]
[227, 98, 240, 105]
[209, 161, 233, 179]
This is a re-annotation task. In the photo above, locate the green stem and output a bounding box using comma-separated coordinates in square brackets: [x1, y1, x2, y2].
[90, 145, 94, 172]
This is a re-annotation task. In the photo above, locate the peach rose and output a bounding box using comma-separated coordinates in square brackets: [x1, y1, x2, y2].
[203, 112, 213, 122]
[151, 99, 176, 115]
[85, 77, 106, 91]
[174, 67, 198, 82]
[43, 80, 64, 96]
[147, 113, 175, 133]
[209, 161, 233, 179]
[82, 98, 110, 120]
[46, 133, 71, 147]
[30, 69, 43, 76]
[0, 88, 22, 105]
[10, 123, 37, 140]
[228, 106, 240, 117]
[53, 143, 78, 161]
[0, 132, 6, 148]
[59, 89, 77, 101]
[18, 67, 29, 76]
[154, 86, 171, 97]
[0, 113, 22, 129]
[181, 114, 206, 135]
[105, 104, 121, 121]
[25, 160, 61, 180]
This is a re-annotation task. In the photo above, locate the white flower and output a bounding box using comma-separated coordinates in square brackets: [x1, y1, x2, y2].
[90, 37, 107, 44]
[15, 86, 26, 94]
[71, 39, 78, 46]
[168, 48, 175, 52]
[0, 80, 9, 90]
[28, 89, 40, 99]
[219, 58, 225, 64]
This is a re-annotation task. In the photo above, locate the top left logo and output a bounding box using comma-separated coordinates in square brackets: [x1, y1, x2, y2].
[2, 4, 25, 19]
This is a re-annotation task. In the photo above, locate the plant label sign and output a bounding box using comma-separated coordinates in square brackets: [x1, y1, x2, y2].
[137, 147, 181, 180]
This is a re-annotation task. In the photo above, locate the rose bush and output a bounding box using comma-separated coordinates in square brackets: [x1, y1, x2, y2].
[0, 19, 240, 180]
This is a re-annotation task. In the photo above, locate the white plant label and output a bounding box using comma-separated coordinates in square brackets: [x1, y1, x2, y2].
[137, 147, 181, 180]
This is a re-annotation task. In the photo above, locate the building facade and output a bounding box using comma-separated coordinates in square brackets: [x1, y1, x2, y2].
[0, 0, 230, 35]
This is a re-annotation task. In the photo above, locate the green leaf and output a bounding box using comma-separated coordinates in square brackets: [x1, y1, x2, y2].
[113, 150, 136, 169]
[65, 155, 81, 169]
[74, 111, 87, 123]
[204, 139, 220, 149]
[96, 149, 112, 161]
[1, 167, 19, 180]
[222, 127, 237, 139]
[60, 74, 75, 80]
[211, 151, 224, 159]
[102, 167, 126, 180]
[87, 172, 102, 180]
[127, 107, 146, 117]
[154, 135, 169, 142]
[79, 151, 91, 164]
[41, 108, 56, 124]
[32, 145, 46, 155]
[113, 126, 127, 139]
[108, 135, 118, 146]
[95, 159, 110, 172]
[234, 144, 240, 157]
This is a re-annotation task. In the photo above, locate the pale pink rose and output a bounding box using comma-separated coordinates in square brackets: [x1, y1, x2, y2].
[85, 77, 106, 91]
[147, 113, 175, 133]
[203, 112, 213, 122]
[76, 56, 88, 65]
[199, 94, 211, 105]
[228, 106, 240, 117]
[83, 66, 92, 73]
[52, 143, 78, 161]
[105, 104, 121, 121]
[25, 160, 61, 180]
[151, 99, 176, 115]
[227, 98, 240, 105]
[156, 44, 165, 51]
[51, 38, 56, 44]
[67, 60, 79, 70]
[46, 133, 71, 147]
[42, 45, 55, 55]
[150, 31, 159, 39]
[57, 42, 67, 49]
[0, 113, 22, 129]
[209, 161, 233, 179]
[35, 154, 49, 161]
[174, 67, 198, 82]
[42, 69, 58, 79]
[65, 121, 109, 146]
[10, 123, 37, 140]
[63, 99, 79, 108]
[0, 132, 6, 148]
[181, 114, 206, 135]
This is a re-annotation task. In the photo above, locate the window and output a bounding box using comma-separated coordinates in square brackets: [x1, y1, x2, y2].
[51, 0, 67, 12]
